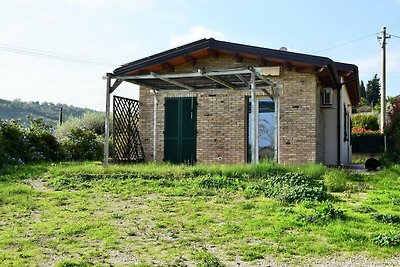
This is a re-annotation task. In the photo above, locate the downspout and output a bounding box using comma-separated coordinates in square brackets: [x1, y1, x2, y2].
[152, 89, 158, 161]
[327, 63, 342, 166]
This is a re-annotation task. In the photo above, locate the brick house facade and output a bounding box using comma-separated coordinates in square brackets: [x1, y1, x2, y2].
[107, 39, 359, 166]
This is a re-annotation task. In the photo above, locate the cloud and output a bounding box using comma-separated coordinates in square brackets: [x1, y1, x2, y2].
[168, 25, 225, 47]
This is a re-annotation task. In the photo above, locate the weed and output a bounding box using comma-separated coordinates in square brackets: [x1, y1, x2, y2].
[56, 259, 94, 267]
[323, 169, 348, 192]
[353, 205, 376, 214]
[298, 202, 345, 224]
[194, 251, 224, 267]
[371, 213, 400, 224]
[372, 232, 400, 247]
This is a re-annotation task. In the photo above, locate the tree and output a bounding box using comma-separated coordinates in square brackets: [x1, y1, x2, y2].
[366, 74, 381, 106]
[360, 80, 366, 99]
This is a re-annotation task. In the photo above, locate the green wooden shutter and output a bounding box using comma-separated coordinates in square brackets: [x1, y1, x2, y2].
[164, 97, 196, 164]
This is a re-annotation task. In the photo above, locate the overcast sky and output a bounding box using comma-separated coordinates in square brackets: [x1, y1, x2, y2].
[1, 0, 400, 111]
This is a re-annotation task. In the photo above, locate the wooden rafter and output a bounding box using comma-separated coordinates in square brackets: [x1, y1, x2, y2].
[184, 55, 197, 66]
[208, 49, 219, 58]
[257, 56, 268, 66]
[160, 62, 174, 72]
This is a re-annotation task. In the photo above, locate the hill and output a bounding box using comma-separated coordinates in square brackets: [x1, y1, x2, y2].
[0, 98, 100, 126]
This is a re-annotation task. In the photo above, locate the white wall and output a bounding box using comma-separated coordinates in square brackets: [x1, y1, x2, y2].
[323, 84, 353, 166]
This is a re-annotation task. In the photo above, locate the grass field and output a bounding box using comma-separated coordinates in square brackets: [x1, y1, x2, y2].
[0, 162, 399, 266]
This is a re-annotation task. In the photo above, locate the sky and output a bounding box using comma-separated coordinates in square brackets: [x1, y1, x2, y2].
[1, 0, 400, 111]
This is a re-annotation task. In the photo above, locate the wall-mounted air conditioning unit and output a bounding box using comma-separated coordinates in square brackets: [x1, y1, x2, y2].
[321, 87, 333, 107]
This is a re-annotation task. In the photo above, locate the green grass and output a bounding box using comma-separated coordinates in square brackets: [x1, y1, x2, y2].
[0, 162, 399, 266]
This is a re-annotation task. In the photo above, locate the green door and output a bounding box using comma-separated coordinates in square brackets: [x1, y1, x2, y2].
[164, 97, 197, 164]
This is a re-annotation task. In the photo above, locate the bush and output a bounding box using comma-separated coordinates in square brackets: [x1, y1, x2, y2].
[55, 112, 107, 139]
[352, 113, 379, 130]
[61, 128, 103, 161]
[0, 117, 62, 166]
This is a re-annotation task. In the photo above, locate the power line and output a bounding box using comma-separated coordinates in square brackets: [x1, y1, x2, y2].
[313, 32, 379, 54]
[0, 42, 119, 67]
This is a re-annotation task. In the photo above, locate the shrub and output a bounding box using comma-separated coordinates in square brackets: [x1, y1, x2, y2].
[0, 119, 28, 165]
[352, 113, 379, 130]
[0, 117, 62, 165]
[61, 128, 103, 161]
[55, 112, 107, 139]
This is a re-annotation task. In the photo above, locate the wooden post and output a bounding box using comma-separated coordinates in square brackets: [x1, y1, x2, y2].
[59, 107, 63, 125]
[250, 70, 258, 163]
[104, 75, 111, 166]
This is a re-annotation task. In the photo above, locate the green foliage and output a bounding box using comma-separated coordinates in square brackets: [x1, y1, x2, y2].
[372, 232, 400, 247]
[194, 252, 224, 267]
[61, 128, 103, 161]
[366, 74, 381, 106]
[55, 112, 107, 139]
[352, 113, 379, 130]
[0, 117, 62, 166]
[384, 97, 400, 163]
[323, 169, 348, 192]
[371, 213, 400, 224]
[244, 172, 328, 204]
[0, 98, 97, 126]
[297, 202, 346, 224]
[56, 259, 94, 267]
[360, 81, 366, 99]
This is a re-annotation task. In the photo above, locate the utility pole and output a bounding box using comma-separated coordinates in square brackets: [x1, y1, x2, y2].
[379, 26, 390, 131]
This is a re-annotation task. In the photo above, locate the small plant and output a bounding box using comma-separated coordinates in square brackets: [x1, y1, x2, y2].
[372, 232, 400, 247]
[323, 169, 348, 192]
[371, 213, 400, 224]
[297, 202, 345, 224]
[194, 251, 224, 267]
[245, 172, 328, 204]
[353, 205, 376, 214]
[56, 259, 94, 267]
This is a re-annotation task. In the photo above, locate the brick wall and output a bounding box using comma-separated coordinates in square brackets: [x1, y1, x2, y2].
[138, 55, 323, 164]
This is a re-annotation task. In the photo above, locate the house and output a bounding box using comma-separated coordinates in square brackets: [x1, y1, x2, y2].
[105, 38, 359, 166]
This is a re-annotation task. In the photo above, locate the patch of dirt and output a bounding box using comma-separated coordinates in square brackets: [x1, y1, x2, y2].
[26, 179, 53, 192]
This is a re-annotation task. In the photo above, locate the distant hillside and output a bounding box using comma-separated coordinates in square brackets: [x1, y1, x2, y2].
[0, 98, 101, 126]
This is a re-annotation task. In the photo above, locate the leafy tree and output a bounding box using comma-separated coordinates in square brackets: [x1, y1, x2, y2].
[384, 97, 400, 163]
[352, 114, 379, 130]
[360, 80, 366, 99]
[366, 74, 381, 106]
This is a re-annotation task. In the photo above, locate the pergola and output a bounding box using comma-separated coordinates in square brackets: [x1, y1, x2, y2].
[104, 66, 282, 165]
[105, 38, 359, 166]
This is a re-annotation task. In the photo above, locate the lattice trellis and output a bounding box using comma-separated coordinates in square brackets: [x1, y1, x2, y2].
[113, 96, 145, 163]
